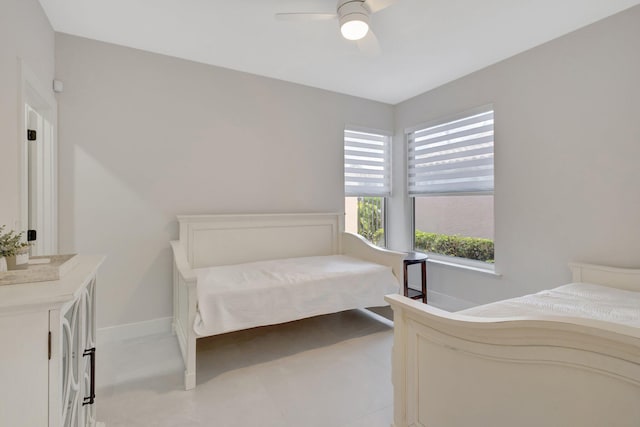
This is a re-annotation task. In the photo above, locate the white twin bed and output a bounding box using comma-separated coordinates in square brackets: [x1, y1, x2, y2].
[386, 262, 640, 427]
[170, 213, 405, 390]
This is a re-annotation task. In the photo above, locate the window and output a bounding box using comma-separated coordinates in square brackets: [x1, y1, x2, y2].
[344, 128, 391, 247]
[408, 107, 494, 264]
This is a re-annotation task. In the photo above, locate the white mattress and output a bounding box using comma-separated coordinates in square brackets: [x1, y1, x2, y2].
[459, 282, 640, 327]
[193, 255, 399, 336]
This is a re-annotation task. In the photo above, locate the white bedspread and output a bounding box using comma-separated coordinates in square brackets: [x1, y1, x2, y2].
[193, 255, 399, 336]
[459, 282, 640, 327]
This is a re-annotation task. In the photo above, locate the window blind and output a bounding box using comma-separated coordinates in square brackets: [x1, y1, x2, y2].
[344, 129, 391, 197]
[408, 109, 494, 195]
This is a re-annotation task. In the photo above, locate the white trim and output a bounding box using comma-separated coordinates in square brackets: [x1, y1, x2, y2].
[426, 253, 501, 277]
[414, 191, 494, 197]
[345, 123, 393, 137]
[97, 316, 173, 345]
[18, 59, 58, 254]
[404, 103, 494, 135]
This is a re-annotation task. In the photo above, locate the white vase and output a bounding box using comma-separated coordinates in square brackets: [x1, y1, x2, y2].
[15, 248, 29, 266]
[0, 257, 6, 272]
[6, 248, 29, 270]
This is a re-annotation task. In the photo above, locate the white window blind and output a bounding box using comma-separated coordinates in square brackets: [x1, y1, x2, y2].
[408, 108, 494, 195]
[344, 129, 391, 197]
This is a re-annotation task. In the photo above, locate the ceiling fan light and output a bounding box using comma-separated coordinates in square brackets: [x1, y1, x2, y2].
[340, 14, 369, 40]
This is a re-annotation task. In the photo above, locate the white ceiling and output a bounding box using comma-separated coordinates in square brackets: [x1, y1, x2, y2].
[39, 0, 640, 104]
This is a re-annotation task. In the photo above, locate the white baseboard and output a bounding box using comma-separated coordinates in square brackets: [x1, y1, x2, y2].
[426, 289, 476, 311]
[94, 295, 471, 346]
[97, 316, 173, 345]
[96, 318, 182, 388]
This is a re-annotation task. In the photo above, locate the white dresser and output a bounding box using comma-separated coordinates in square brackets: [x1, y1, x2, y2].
[0, 255, 104, 427]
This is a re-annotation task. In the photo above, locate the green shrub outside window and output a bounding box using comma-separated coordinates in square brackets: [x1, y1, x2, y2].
[357, 197, 385, 247]
[415, 230, 494, 263]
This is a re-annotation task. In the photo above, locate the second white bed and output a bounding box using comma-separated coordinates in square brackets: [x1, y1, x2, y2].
[193, 254, 399, 336]
[460, 282, 640, 326]
[385, 263, 640, 427]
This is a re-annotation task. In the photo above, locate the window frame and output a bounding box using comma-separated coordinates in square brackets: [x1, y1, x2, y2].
[407, 105, 496, 271]
[411, 197, 497, 274]
[344, 125, 392, 248]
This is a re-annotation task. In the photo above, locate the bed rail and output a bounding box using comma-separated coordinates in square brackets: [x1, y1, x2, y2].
[341, 232, 405, 284]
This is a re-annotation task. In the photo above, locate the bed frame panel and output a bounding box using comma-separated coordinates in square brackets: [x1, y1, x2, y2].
[178, 213, 342, 268]
[386, 262, 640, 427]
[171, 212, 405, 390]
[569, 262, 640, 292]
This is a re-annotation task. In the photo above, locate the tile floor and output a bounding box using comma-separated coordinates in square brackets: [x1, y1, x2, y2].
[97, 308, 395, 427]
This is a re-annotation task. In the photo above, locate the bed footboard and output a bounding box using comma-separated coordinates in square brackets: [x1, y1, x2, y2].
[385, 294, 640, 427]
[170, 241, 198, 390]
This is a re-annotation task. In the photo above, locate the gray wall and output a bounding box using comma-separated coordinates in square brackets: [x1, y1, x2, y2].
[0, 0, 55, 228]
[55, 34, 394, 328]
[391, 5, 640, 308]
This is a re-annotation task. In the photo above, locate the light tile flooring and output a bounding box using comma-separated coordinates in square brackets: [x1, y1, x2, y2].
[97, 308, 395, 427]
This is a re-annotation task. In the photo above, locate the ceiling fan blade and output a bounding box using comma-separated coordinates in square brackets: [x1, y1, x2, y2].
[275, 13, 337, 22]
[363, 0, 399, 13]
[357, 29, 381, 57]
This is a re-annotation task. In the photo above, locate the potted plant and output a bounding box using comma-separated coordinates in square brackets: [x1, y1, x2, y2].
[0, 227, 6, 272]
[0, 226, 31, 271]
[0, 225, 11, 272]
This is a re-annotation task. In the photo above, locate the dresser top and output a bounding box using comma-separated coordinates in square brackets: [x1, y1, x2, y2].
[0, 255, 105, 312]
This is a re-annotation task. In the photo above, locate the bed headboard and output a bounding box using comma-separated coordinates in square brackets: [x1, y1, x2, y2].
[177, 213, 344, 268]
[569, 262, 640, 292]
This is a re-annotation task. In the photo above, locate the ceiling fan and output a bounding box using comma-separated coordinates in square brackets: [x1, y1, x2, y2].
[276, 0, 399, 43]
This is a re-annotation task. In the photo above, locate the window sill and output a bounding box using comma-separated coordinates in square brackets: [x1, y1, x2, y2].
[425, 254, 502, 277]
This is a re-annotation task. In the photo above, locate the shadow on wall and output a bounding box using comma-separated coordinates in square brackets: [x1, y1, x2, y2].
[62, 145, 180, 327]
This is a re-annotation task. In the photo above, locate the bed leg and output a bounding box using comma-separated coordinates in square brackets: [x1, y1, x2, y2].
[185, 371, 196, 390]
[185, 297, 197, 390]
[184, 338, 196, 390]
[185, 331, 196, 390]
